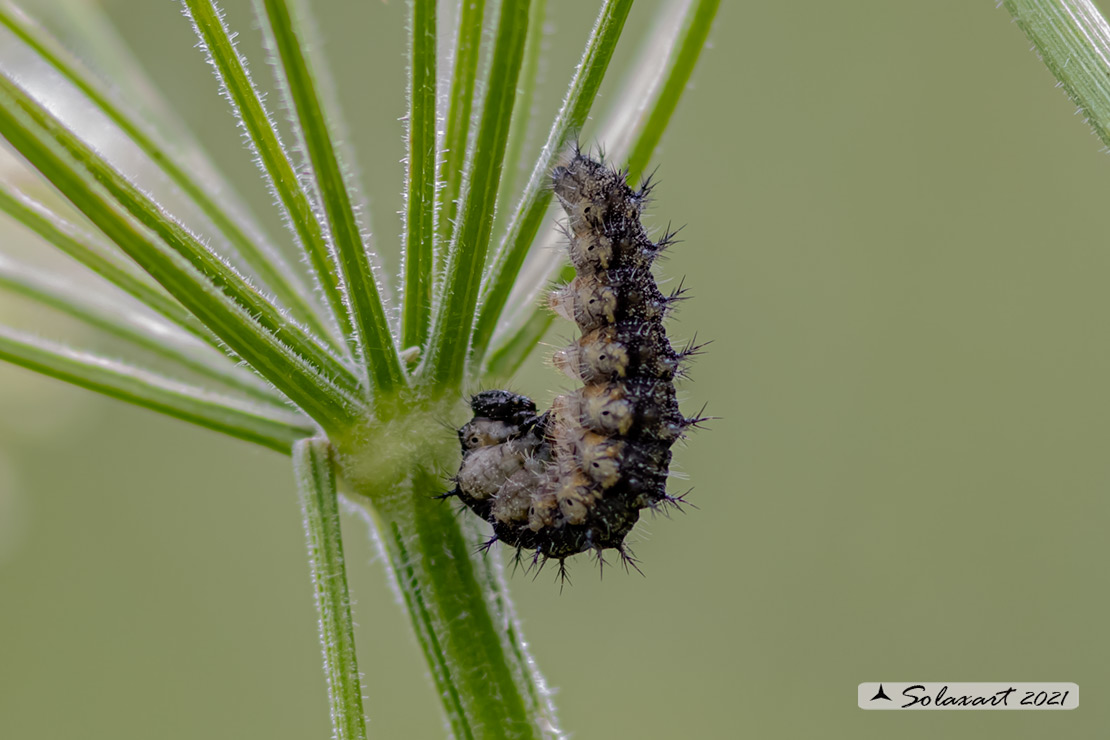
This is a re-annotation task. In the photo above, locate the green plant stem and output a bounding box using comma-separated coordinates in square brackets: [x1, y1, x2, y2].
[1003, 0, 1110, 147]
[342, 460, 555, 739]
[402, 0, 437, 349]
[42, 0, 191, 132]
[0, 71, 363, 400]
[466, 517, 560, 735]
[293, 438, 369, 740]
[184, 0, 353, 347]
[0, 76, 364, 430]
[493, 0, 548, 242]
[468, 0, 633, 368]
[0, 327, 311, 453]
[0, 255, 285, 406]
[0, 183, 207, 341]
[0, 0, 332, 342]
[261, 0, 407, 401]
[425, 0, 533, 389]
[435, 0, 487, 261]
[624, 0, 721, 179]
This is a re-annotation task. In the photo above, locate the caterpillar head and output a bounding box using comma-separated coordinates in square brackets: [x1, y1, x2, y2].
[468, 390, 537, 425]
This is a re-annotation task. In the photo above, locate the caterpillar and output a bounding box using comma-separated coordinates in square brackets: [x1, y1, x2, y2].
[447, 150, 703, 575]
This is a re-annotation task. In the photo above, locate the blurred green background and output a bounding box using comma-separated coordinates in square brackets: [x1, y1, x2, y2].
[2, 0, 1109, 737]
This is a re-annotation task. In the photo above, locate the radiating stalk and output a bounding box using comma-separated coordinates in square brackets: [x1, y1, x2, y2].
[293, 438, 369, 740]
[402, 0, 438, 350]
[624, 0, 722, 179]
[261, 0, 407, 402]
[1003, 0, 1110, 148]
[0, 327, 311, 453]
[183, 0, 354, 349]
[435, 0, 487, 265]
[0, 183, 207, 342]
[0, 78, 365, 429]
[493, 0, 548, 243]
[0, 254, 285, 406]
[0, 70, 363, 401]
[0, 1, 334, 342]
[467, 0, 633, 368]
[424, 0, 532, 388]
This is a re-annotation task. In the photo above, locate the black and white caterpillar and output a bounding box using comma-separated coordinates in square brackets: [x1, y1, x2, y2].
[446, 151, 703, 573]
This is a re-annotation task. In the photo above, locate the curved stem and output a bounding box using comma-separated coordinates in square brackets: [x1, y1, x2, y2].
[435, 0, 487, 258]
[0, 254, 284, 406]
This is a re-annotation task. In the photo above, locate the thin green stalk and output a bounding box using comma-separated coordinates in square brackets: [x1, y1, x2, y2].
[0, 80, 364, 429]
[424, 0, 533, 388]
[483, 0, 720, 376]
[183, 0, 353, 348]
[493, 0, 548, 243]
[0, 255, 285, 406]
[624, 0, 722, 179]
[41, 0, 186, 131]
[293, 438, 368, 740]
[344, 463, 555, 739]
[0, 71, 363, 402]
[261, 0, 407, 401]
[0, 327, 311, 453]
[0, 183, 207, 341]
[1003, 0, 1110, 147]
[402, 0, 438, 349]
[436, 0, 487, 260]
[468, 0, 633, 368]
[0, 0, 334, 342]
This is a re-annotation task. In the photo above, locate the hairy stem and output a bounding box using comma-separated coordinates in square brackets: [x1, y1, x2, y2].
[294, 438, 369, 740]
[334, 417, 559, 740]
[261, 0, 407, 401]
[1003, 0, 1110, 147]
[402, 0, 438, 349]
[424, 0, 532, 388]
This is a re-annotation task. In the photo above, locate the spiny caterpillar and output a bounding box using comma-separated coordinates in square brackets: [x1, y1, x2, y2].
[446, 150, 704, 576]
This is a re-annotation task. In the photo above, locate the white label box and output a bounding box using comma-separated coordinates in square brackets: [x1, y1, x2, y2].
[858, 682, 1078, 710]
